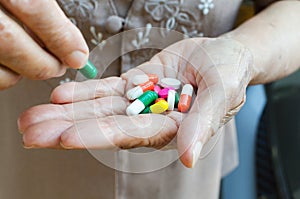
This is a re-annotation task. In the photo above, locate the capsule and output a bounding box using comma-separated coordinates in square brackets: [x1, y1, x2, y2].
[167, 90, 176, 111]
[78, 60, 98, 79]
[126, 91, 158, 116]
[175, 92, 180, 108]
[154, 85, 161, 94]
[158, 87, 174, 99]
[155, 98, 165, 103]
[132, 74, 159, 85]
[126, 81, 155, 100]
[148, 74, 159, 84]
[150, 99, 168, 114]
[160, 78, 181, 90]
[141, 106, 151, 114]
[178, 84, 193, 113]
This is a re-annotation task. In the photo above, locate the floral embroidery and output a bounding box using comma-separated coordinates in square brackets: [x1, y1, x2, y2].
[165, 10, 198, 30]
[58, 0, 98, 20]
[90, 26, 107, 49]
[181, 26, 204, 39]
[160, 10, 200, 37]
[144, 0, 203, 38]
[131, 23, 152, 49]
[198, 0, 214, 15]
[144, 0, 181, 21]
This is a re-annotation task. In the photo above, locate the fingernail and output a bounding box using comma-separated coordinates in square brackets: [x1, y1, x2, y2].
[23, 144, 35, 149]
[60, 142, 72, 149]
[17, 118, 22, 132]
[192, 141, 203, 168]
[64, 51, 88, 69]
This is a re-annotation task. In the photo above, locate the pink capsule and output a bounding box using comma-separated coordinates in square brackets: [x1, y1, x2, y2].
[158, 88, 170, 98]
[154, 85, 161, 94]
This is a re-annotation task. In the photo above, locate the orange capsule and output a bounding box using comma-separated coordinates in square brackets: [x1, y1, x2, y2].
[178, 84, 193, 113]
[140, 81, 154, 92]
[132, 74, 159, 85]
[148, 74, 159, 84]
[127, 81, 155, 100]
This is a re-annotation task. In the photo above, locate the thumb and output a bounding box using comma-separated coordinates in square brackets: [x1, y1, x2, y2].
[177, 84, 226, 168]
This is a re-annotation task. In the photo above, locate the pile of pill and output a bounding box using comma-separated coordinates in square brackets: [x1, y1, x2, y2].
[126, 74, 194, 116]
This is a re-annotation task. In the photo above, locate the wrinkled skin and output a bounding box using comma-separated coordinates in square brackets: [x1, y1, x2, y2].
[0, 0, 88, 90]
[19, 37, 253, 168]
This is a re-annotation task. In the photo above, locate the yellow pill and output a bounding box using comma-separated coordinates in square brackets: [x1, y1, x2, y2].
[150, 100, 169, 114]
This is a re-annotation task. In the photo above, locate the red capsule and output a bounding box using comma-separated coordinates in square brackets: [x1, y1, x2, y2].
[140, 81, 155, 92]
[178, 84, 193, 113]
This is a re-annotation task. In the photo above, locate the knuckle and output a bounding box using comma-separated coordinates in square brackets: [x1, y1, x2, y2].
[29, 65, 53, 80]
[45, 21, 78, 52]
[0, 19, 14, 42]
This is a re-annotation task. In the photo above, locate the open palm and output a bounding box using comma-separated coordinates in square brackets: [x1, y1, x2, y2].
[19, 37, 253, 168]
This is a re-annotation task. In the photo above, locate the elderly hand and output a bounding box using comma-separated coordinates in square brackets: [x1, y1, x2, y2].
[0, 0, 89, 90]
[18, 37, 253, 168]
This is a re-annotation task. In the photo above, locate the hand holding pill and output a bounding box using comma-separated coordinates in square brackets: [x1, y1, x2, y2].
[19, 37, 253, 168]
[0, 1, 93, 90]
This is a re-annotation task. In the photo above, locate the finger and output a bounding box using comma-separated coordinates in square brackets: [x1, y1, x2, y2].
[23, 25, 45, 48]
[18, 96, 129, 132]
[177, 85, 225, 168]
[60, 115, 178, 149]
[0, 0, 89, 69]
[0, 65, 21, 90]
[50, 77, 126, 104]
[0, 10, 66, 79]
[23, 120, 72, 149]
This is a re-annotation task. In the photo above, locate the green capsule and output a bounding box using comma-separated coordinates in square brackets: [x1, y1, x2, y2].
[78, 60, 98, 79]
[141, 106, 151, 114]
[138, 91, 158, 107]
[175, 92, 180, 108]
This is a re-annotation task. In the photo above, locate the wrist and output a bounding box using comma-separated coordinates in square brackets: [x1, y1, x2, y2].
[216, 34, 255, 86]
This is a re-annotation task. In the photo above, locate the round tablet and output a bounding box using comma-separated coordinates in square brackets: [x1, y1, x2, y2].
[160, 78, 181, 90]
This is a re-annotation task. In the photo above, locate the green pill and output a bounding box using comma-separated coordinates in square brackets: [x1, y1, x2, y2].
[141, 106, 151, 114]
[78, 60, 98, 79]
[138, 91, 158, 107]
[126, 91, 158, 116]
[175, 92, 180, 108]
